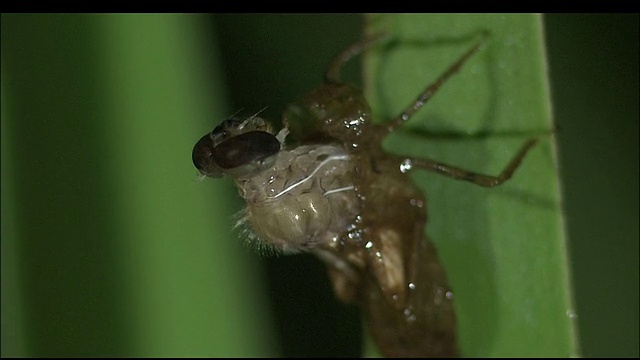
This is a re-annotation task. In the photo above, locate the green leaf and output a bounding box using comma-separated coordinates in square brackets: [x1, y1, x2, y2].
[544, 14, 638, 358]
[3, 13, 600, 358]
[364, 14, 578, 357]
[1, 14, 275, 357]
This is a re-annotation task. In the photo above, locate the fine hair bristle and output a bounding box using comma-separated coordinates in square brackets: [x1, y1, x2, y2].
[232, 209, 283, 257]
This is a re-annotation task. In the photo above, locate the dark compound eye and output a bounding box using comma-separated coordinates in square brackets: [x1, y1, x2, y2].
[210, 118, 244, 145]
[212, 131, 280, 169]
[192, 133, 223, 178]
[193, 129, 281, 178]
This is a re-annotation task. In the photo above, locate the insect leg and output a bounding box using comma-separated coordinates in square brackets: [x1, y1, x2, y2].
[403, 137, 539, 187]
[325, 33, 388, 84]
[386, 34, 488, 134]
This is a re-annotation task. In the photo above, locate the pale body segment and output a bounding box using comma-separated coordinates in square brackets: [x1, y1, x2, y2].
[236, 143, 359, 253]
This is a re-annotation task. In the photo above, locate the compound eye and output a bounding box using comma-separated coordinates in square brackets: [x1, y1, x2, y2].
[192, 133, 224, 177]
[212, 131, 280, 169]
[210, 118, 244, 145]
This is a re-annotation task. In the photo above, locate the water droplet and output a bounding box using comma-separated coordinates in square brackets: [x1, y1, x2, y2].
[400, 159, 412, 173]
[403, 308, 416, 322]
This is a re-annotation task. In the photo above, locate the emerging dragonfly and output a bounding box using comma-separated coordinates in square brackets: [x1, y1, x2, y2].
[192, 34, 538, 357]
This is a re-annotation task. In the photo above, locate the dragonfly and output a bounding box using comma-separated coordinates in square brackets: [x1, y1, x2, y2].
[192, 33, 539, 357]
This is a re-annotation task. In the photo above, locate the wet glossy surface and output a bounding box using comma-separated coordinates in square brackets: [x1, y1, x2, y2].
[194, 34, 538, 357]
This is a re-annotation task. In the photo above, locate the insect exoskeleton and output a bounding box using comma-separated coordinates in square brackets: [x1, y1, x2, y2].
[193, 116, 360, 253]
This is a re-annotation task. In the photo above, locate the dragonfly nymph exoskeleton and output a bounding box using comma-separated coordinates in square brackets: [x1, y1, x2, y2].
[192, 33, 539, 357]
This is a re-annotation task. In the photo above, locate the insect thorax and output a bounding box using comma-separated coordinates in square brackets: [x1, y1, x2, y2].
[235, 144, 359, 253]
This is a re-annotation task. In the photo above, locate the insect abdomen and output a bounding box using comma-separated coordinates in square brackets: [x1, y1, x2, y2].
[239, 144, 359, 253]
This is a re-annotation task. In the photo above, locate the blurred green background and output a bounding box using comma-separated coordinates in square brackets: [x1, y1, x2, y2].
[1, 14, 637, 357]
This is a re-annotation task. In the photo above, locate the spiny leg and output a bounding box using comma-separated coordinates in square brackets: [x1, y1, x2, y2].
[325, 33, 388, 84]
[386, 33, 488, 134]
[403, 137, 539, 187]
